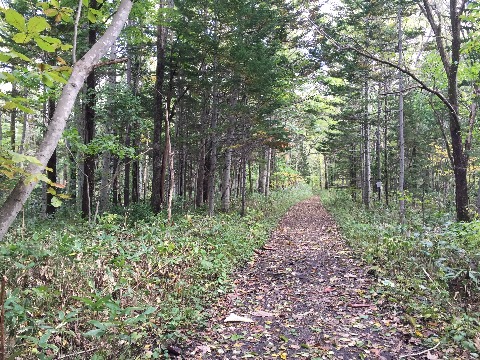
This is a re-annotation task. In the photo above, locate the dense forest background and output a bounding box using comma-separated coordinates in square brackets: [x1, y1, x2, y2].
[1, 0, 480, 358]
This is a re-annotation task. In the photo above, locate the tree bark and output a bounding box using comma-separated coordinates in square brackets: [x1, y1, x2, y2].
[151, 0, 167, 213]
[195, 141, 206, 208]
[99, 44, 117, 212]
[265, 148, 271, 197]
[82, 1, 98, 219]
[221, 128, 233, 212]
[398, 4, 406, 224]
[123, 125, 131, 207]
[0, 0, 133, 240]
[9, 84, 17, 151]
[362, 81, 371, 208]
[46, 98, 57, 215]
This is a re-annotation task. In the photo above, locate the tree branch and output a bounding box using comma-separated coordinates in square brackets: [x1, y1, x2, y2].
[421, 0, 450, 72]
[93, 57, 128, 68]
[306, 16, 458, 119]
[344, 45, 457, 117]
[429, 96, 454, 168]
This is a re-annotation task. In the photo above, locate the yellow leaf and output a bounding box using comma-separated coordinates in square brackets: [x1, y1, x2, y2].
[280, 353, 287, 360]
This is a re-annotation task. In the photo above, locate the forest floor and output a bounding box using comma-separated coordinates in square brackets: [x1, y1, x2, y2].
[176, 197, 438, 359]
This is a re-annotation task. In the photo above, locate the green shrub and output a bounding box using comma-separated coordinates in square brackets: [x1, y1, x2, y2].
[1, 185, 312, 359]
[319, 189, 480, 355]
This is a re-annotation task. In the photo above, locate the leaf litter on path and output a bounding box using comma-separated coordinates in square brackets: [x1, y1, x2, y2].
[179, 197, 433, 359]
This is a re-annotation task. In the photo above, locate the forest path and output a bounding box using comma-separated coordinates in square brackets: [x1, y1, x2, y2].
[180, 197, 428, 359]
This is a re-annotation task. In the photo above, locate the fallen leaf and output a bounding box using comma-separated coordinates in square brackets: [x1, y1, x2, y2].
[251, 310, 275, 317]
[195, 345, 211, 354]
[349, 303, 371, 308]
[224, 313, 254, 323]
[426, 352, 439, 360]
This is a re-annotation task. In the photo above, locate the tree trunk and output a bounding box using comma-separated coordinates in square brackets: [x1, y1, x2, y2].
[123, 126, 131, 208]
[46, 98, 57, 215]
[195, 141, 205, 208]
[19, 112, 27, 154]
[375, 84, 382, 202]
[10, 84, 17, 151]
[0, 0, 133, 240]
[221, 128, 233, 212]
[422, 0, 470, 221]
[362, 81, 371, 208]
[82, 1, 98, 220]
[265, 148, 271, 197]
[240, 154, 247, 217]
[258, 149, 266, 194]
[398, 5, 406, 224]
[151, 0, 167, 213]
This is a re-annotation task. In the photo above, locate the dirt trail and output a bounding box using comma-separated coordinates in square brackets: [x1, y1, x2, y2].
[180, 197, 429, 359]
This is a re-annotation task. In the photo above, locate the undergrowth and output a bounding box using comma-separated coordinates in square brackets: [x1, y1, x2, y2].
[1, 185, 312, 359]
[319, 189, 480, 358]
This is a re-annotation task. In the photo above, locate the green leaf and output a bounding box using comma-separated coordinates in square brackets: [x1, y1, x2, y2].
[42, 36, 61, 45]
[42, 73, 54, 87]
[15, 103, 35, 114]
[9, 152, 42, 166]
[87, 9, 97, 23]
[0, 72, 18, 82]
[35, 36, 57, 52]
[44, 8, 58, 17]
[10, 50, 31, 61]
[0, 53, 12, 62]
[142, 306, 157, 315]
[60, 13, 73, 23]
[51, 0, 59, 7]
[83, 328, 106, 338]
[51, 197, 62, 208]
[12, 32, 31, 44]
[46, 71, 67, 84]
[38, 2, 50, 10]
[5, 9, 26, 32]
[60, 44, 73, 51]
[27, 17, 50, 33]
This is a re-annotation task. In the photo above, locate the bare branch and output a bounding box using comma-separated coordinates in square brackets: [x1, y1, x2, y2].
[93, 57, 128, 68]
[305, 16, 457, 119]
[73, 0, 83, 64]
[421, 0, 450, 73]
[429, 96, 454, 168]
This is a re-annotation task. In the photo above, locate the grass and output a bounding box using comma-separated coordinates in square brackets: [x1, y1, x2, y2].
[1, 185, 312, 359]
[319, 189, 480, 358]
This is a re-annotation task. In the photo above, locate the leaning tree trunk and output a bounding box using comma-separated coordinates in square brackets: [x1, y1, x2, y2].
[0, 0, 133, 241]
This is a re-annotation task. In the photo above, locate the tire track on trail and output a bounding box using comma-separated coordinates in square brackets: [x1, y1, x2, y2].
[180, 197, 428, 359]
